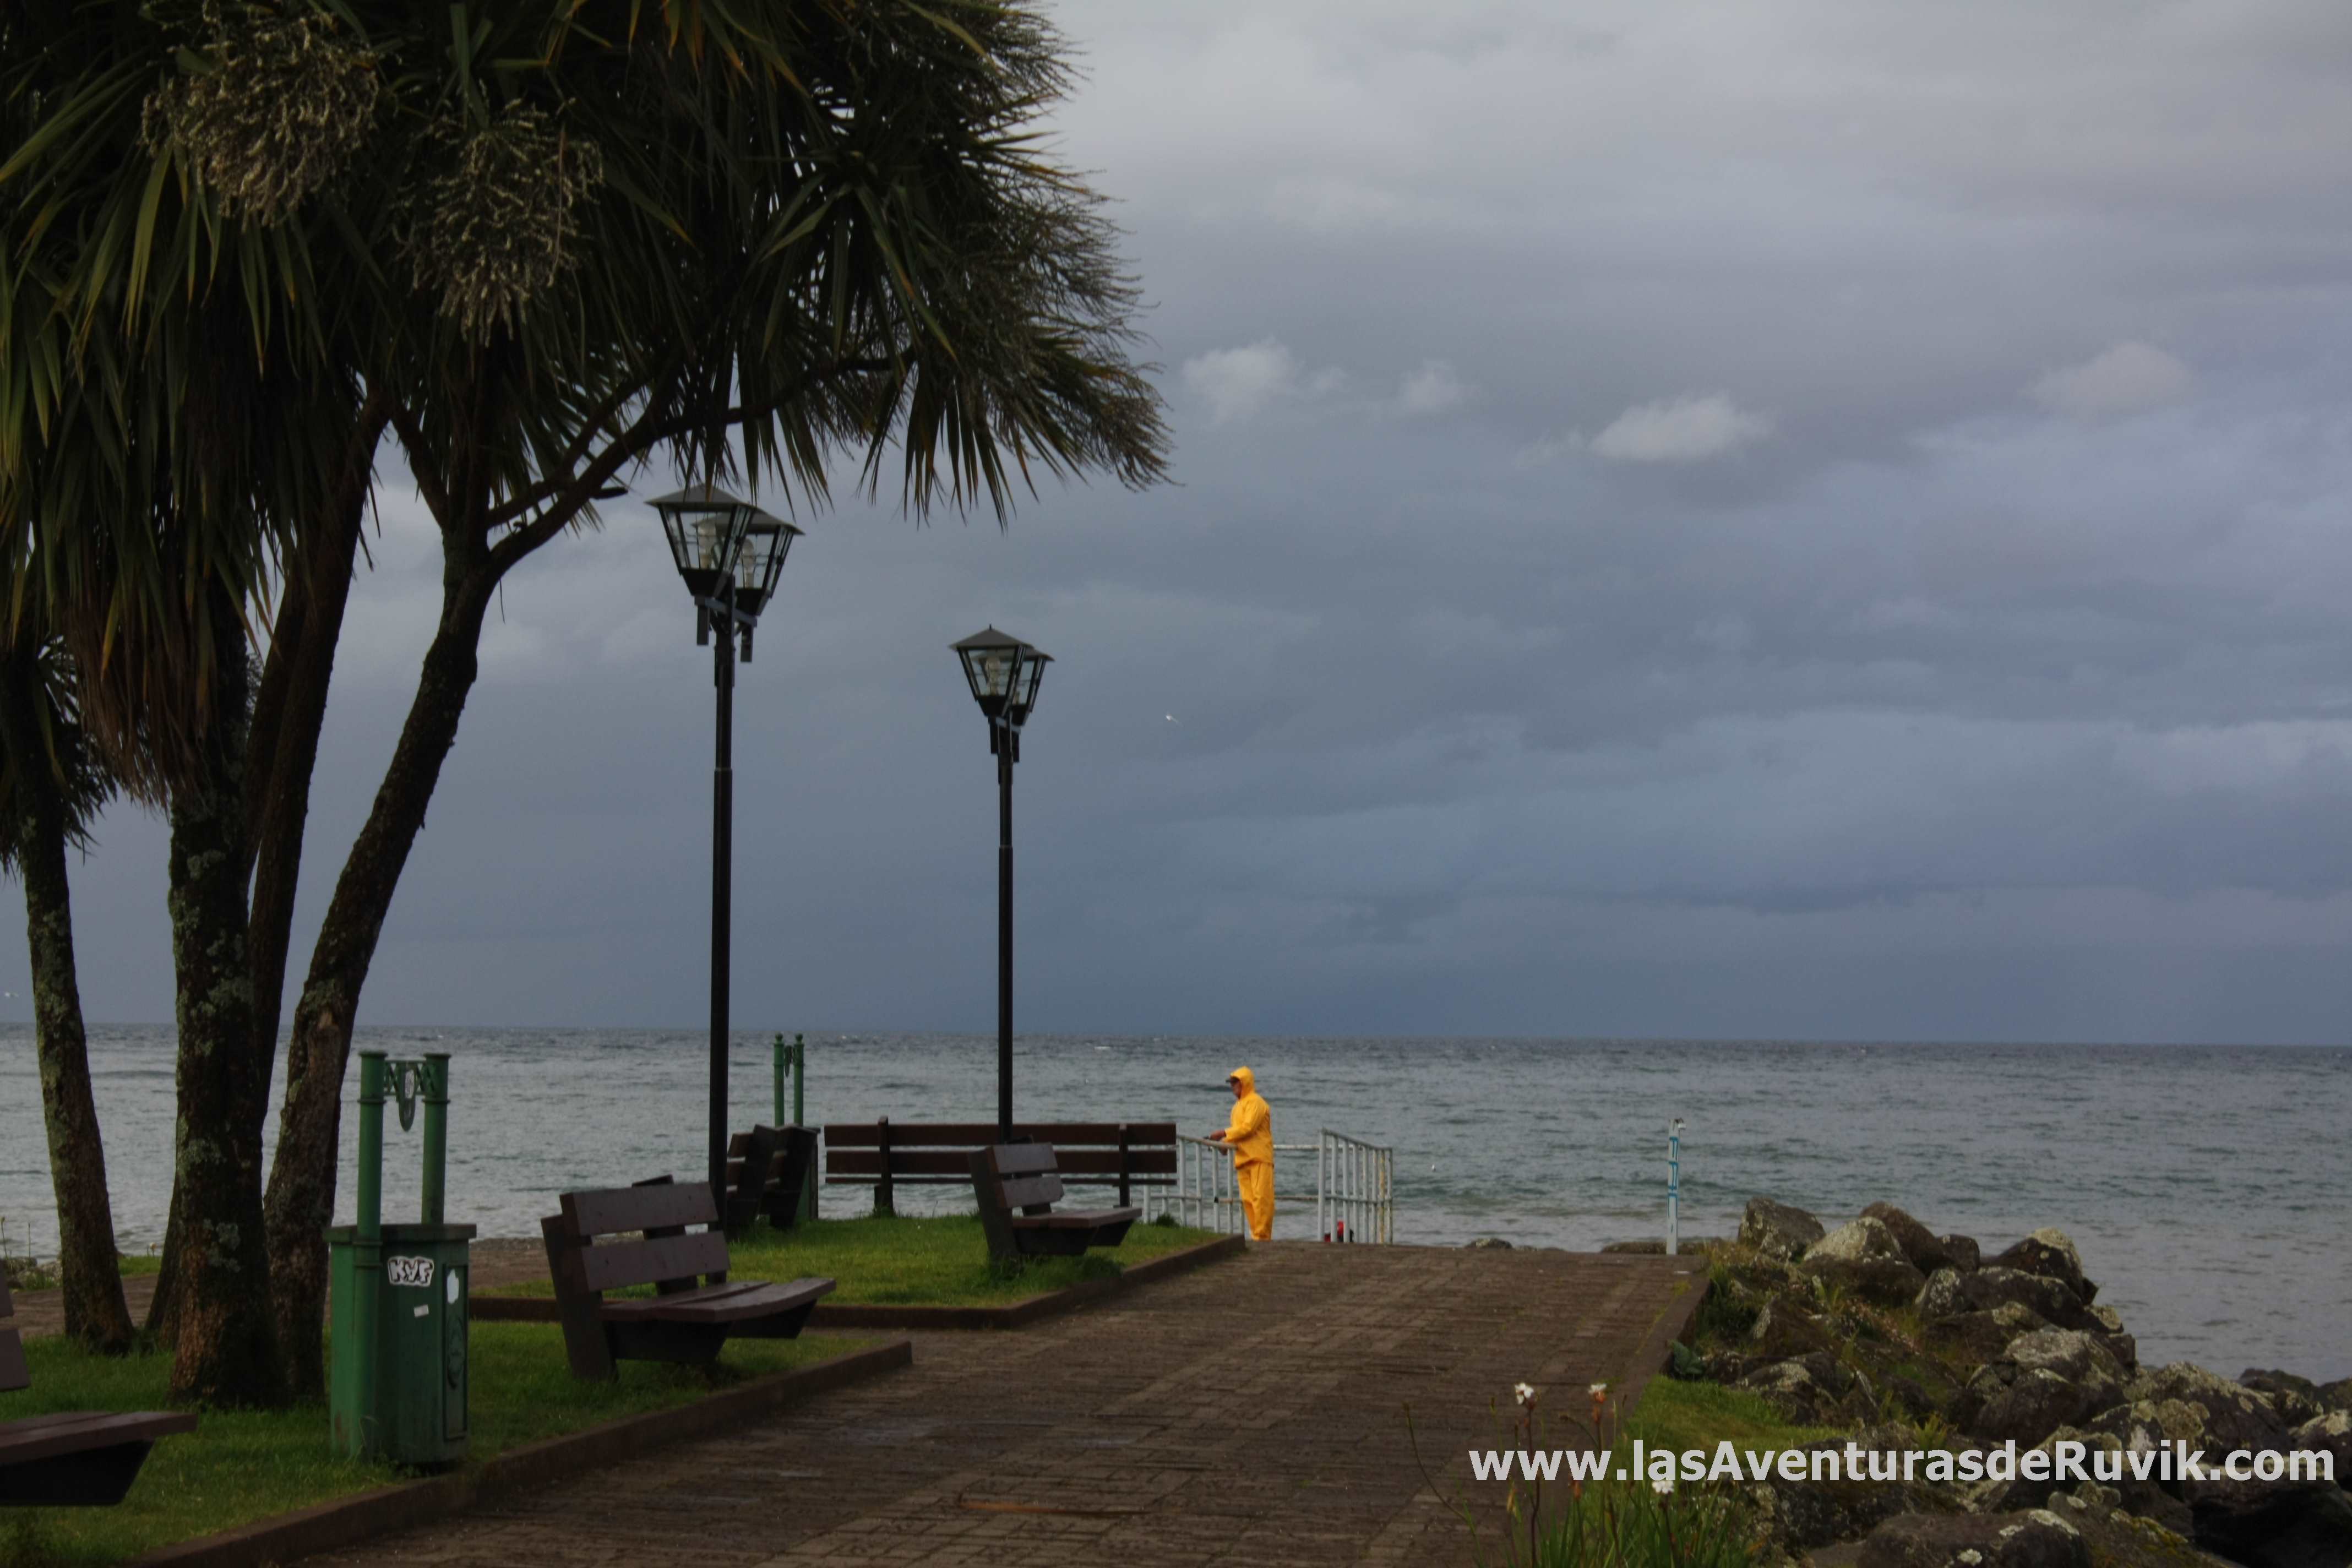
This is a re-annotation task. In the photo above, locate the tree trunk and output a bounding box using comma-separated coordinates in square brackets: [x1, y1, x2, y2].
[0, 659, 133, 1353]
[263, 570, 493, 1396]
[163, 627, 285, 1407]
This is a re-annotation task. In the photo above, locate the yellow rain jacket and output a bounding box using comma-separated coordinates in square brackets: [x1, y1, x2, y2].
[1223, 1066, 1275, 1240]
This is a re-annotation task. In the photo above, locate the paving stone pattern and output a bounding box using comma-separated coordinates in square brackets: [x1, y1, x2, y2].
[311, 1244, 1701, 1568]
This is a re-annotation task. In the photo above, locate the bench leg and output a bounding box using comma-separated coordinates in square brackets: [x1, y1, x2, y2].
[544, 1216, 617, 1382]
[726, 1302, 819, 1341]
[603, 1321, 729, 1366]
[0, 1442, 159, 1507]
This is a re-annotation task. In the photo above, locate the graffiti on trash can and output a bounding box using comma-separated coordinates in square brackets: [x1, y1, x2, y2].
[387, 1255, 436, 1288]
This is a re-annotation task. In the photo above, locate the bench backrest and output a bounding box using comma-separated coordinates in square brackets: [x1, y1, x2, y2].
[0, 1277, 25, 1393]
[824, 1121, 1177, 1203]
[548, 1180, 731, 1295]
[971, 1141, 1066, 1216]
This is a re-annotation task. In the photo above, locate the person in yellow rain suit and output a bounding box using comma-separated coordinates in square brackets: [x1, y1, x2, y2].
[1207, 1066, 1275, 1240]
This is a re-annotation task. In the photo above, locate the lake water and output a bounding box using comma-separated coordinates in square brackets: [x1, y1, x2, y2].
[2, 1027, 2345, 1379]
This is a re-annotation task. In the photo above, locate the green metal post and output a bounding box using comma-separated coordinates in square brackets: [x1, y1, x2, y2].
[420, 1054, 450, 1225]
[351, 1051, 386, 1453]
[772, 1033, 786, 1128]
[793, 1034, 813, 1221]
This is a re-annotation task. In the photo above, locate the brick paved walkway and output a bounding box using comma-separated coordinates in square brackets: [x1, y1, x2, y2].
[309, 1243, 1703, 1568]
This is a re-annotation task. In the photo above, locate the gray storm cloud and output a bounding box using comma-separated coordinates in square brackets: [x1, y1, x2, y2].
[8, 0, 2351, 1045]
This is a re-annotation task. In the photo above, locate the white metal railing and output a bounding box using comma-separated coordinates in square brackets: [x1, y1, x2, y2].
[1156, 1130, 1394, 1243]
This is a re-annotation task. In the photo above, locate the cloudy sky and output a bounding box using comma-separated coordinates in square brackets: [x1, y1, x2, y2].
[12, 0, 2352, 1044]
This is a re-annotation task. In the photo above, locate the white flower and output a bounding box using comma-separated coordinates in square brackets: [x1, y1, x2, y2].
[1513, 1382, 1538, 1406]
[1652, 1477, 1674, 1495]
[1588, 1382, 1608, 1396]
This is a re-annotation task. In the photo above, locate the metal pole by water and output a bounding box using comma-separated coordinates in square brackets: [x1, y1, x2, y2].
[710, 581, 736, 1205]
[1667, 1118, 1684, 1256]
[997, 734, 1014, 1142]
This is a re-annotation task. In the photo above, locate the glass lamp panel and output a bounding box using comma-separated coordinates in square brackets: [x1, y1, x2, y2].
[650, 486, 752, 601]
[1007, 647, 1050, 725]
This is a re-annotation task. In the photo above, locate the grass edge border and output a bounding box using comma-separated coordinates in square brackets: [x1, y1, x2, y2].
[123, 1338, 913, 1568]
[1614, 1255, 1714, 1420]
[469, 1232, 1247, 1332]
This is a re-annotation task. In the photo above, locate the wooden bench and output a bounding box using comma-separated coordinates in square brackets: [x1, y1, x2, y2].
[0, 1277, 196, 1506]
[824, 1121, 1178, 1213]
[539, 1179, 834, 1381]
[968, 1144, 1141, 1266]
[723, 1124, 818, 1235]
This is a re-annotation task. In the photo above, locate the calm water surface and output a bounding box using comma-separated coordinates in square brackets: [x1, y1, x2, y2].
[2, 1028, 2345, 1378]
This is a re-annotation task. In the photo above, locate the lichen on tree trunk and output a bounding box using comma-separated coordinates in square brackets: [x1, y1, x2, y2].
[162, 634, 286, 1407]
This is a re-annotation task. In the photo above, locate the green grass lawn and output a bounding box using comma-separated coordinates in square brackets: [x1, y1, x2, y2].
[489, 1213, 1226, 1308]
[2, 1324, 870, 1567]
[1623, 1376, 1839, 1455]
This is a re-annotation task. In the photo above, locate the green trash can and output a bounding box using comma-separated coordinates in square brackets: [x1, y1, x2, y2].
[328, 1052, 475, 1466]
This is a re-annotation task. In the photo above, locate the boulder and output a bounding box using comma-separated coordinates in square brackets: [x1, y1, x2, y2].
[1863, 1201, 1960, 1273]
[1750, 1299, 1834, 1362]
[2189, 1478, 2352, 1568]
[2321, 1378, 2352, 1416]
[1801, 1217, 1928, 1305]
[1968, 1429, 2193, 1538]
[1949, 1330, 2130, 1450]
[1957, 1266, 2096, 1331]
[2294, 1410, 2352, 1491]
[1810, 1216, 1908, 1264]
[1741, 1196, 1826, 1261]
[2095, 1331, 2140, 1375]
[1858, 1508, 2092, 1568]
[1745, 1427, 1963, 1552]
[2032, 1491, 2233, 1568]
[2244, 1368, 2325, 1427]
[1464, 1236, 1512, 1249]
[1925, 1303, 2050, 1367]
[2125, 1363, 2295, 1457]
[1993, 1229, 2097, 1304]
[1958, 1365, 2112, 1449]
[1917, 1266, 1967, 1319]
[1811, 1255, 1930, 1308]
[2008, 1327, 2128, 1391]
[1939, 1233, 1982, 1272]
[1883, 1373, 1937, 1422]
[1739, 1352, 1871, 1426]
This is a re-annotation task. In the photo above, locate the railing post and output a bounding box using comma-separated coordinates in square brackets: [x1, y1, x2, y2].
[1118, 1123, 1133, 1209]
[875, 1116, 895, 1218]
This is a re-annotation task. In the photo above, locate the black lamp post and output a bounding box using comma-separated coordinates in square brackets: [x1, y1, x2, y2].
[952, 627, 1052, 1142]
[652, 485, 802, 1202]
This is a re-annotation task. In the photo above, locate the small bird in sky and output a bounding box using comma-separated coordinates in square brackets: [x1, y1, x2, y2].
[1165, 714, 1178, 723]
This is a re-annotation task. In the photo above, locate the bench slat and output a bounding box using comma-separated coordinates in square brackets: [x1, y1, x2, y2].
[575, 1230, 732, 1293]
[986, 1144, 1060, 1176]
[822, 1121, 1177, 1147]
[1010, 1207, 1142, 1229]
[0, 1275, 13, 1316]
[602, 1277, 832, 1325]
[0, 1329, 26, 1395]
[561, 1182, 719, 1238]
[995, 1174, 1065, 1211]
[0, 1410, 198, 1466]
[824, 1149, 1177, 1177]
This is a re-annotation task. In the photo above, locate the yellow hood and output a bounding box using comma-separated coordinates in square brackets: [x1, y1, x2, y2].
[1226, 1066, 1256, 1093]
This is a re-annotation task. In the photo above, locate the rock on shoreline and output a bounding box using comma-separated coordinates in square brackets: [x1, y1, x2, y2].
[1679, 1195, 2352, 1568]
